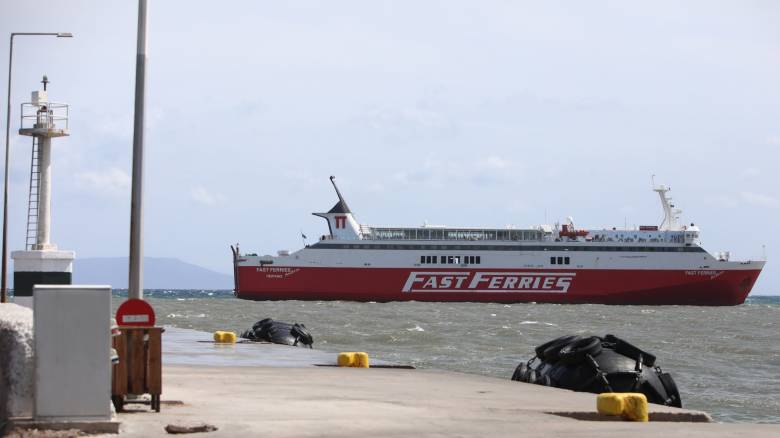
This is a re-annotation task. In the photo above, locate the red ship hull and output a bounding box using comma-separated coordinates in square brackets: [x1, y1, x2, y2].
[235, 266, 762, 306]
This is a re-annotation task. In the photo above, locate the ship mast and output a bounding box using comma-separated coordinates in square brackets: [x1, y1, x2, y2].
[652, 176, 682, 231]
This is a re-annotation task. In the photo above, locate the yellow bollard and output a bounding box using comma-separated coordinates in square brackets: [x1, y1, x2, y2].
[338, 352, 370, 367]
[355, 352, 370, 368]
[213, 330, 237, 343]
[622, 393, 648, 422]
[597, 393, 648, 422]
[338, 352, 356, 367]
[597, 393, 625, 416]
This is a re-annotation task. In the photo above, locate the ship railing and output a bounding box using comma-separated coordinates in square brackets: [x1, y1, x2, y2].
[357, 227, 689, 245]
[359, 227, 544, 242]
[359, 225, 373, 239]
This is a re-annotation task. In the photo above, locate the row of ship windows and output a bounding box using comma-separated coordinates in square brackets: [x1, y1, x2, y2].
[420, 255, 482, 265]
[372, 228, 542, 241]
[418, 255, 571, 265]
[551, 256, 571, 265]
[313, 243, 702, 252]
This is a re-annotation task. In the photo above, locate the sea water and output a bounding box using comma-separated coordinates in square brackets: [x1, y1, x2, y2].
[112, 291, 780, 423]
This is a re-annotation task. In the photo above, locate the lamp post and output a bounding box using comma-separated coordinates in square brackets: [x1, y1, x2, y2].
[128, 0, 148, 300]
[1, 32, 72, 304]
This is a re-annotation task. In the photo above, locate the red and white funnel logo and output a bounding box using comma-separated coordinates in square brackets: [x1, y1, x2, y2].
[402, 271, 575, 293]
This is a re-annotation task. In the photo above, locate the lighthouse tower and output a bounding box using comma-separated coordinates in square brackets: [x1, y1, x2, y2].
[11, 76, 75, 307]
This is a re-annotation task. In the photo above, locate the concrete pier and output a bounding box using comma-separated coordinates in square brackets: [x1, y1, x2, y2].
[109, 327, 780, 437]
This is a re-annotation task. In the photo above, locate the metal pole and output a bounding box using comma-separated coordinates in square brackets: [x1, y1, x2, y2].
[128, 0, 148, 299]
[1, 35, 15, 303]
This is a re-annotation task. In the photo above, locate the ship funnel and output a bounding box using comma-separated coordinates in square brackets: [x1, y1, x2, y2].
[313, 176, 361, 240]
[328, 176, 351, 214]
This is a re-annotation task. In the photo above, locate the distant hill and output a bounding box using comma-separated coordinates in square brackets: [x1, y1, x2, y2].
[73, 257, 233, 289]
[8, 256, 233, 290]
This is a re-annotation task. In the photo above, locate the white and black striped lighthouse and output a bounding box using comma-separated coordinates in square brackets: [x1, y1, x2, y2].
[11, 76, 74, 307]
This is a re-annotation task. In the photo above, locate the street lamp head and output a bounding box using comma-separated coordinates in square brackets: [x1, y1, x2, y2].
[56, 33, 73, 38]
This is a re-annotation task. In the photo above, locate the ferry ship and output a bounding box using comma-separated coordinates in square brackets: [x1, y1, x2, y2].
[231, 177, 764, 305]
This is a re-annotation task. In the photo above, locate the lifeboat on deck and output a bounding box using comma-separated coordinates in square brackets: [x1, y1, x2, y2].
[559, 223, 588, 239]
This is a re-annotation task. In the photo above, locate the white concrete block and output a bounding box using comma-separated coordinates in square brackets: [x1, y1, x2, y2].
[33, 285, 111, 421]
[12, 250, 75, 273]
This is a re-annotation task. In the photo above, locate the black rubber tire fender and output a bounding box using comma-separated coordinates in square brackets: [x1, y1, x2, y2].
[291, 323, 314, 347]
[511, 362, 527, 382]
[658, 372, 682, 408]
[257, 322, 294, 339]
[252, 318, 274, 331]
[604, 334, 657, 367]
[543, 336, 585, 362]
[558, 336, 603, 365]
[535, 335, 581, 359]
[254, 326, 274, 342]
[268, 331, 297, 346]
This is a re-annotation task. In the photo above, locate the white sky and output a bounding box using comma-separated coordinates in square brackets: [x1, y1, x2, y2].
[2, 1, 779, 293]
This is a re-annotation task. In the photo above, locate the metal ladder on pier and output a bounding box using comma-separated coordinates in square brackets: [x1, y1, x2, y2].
[25, 137, 41, 250]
